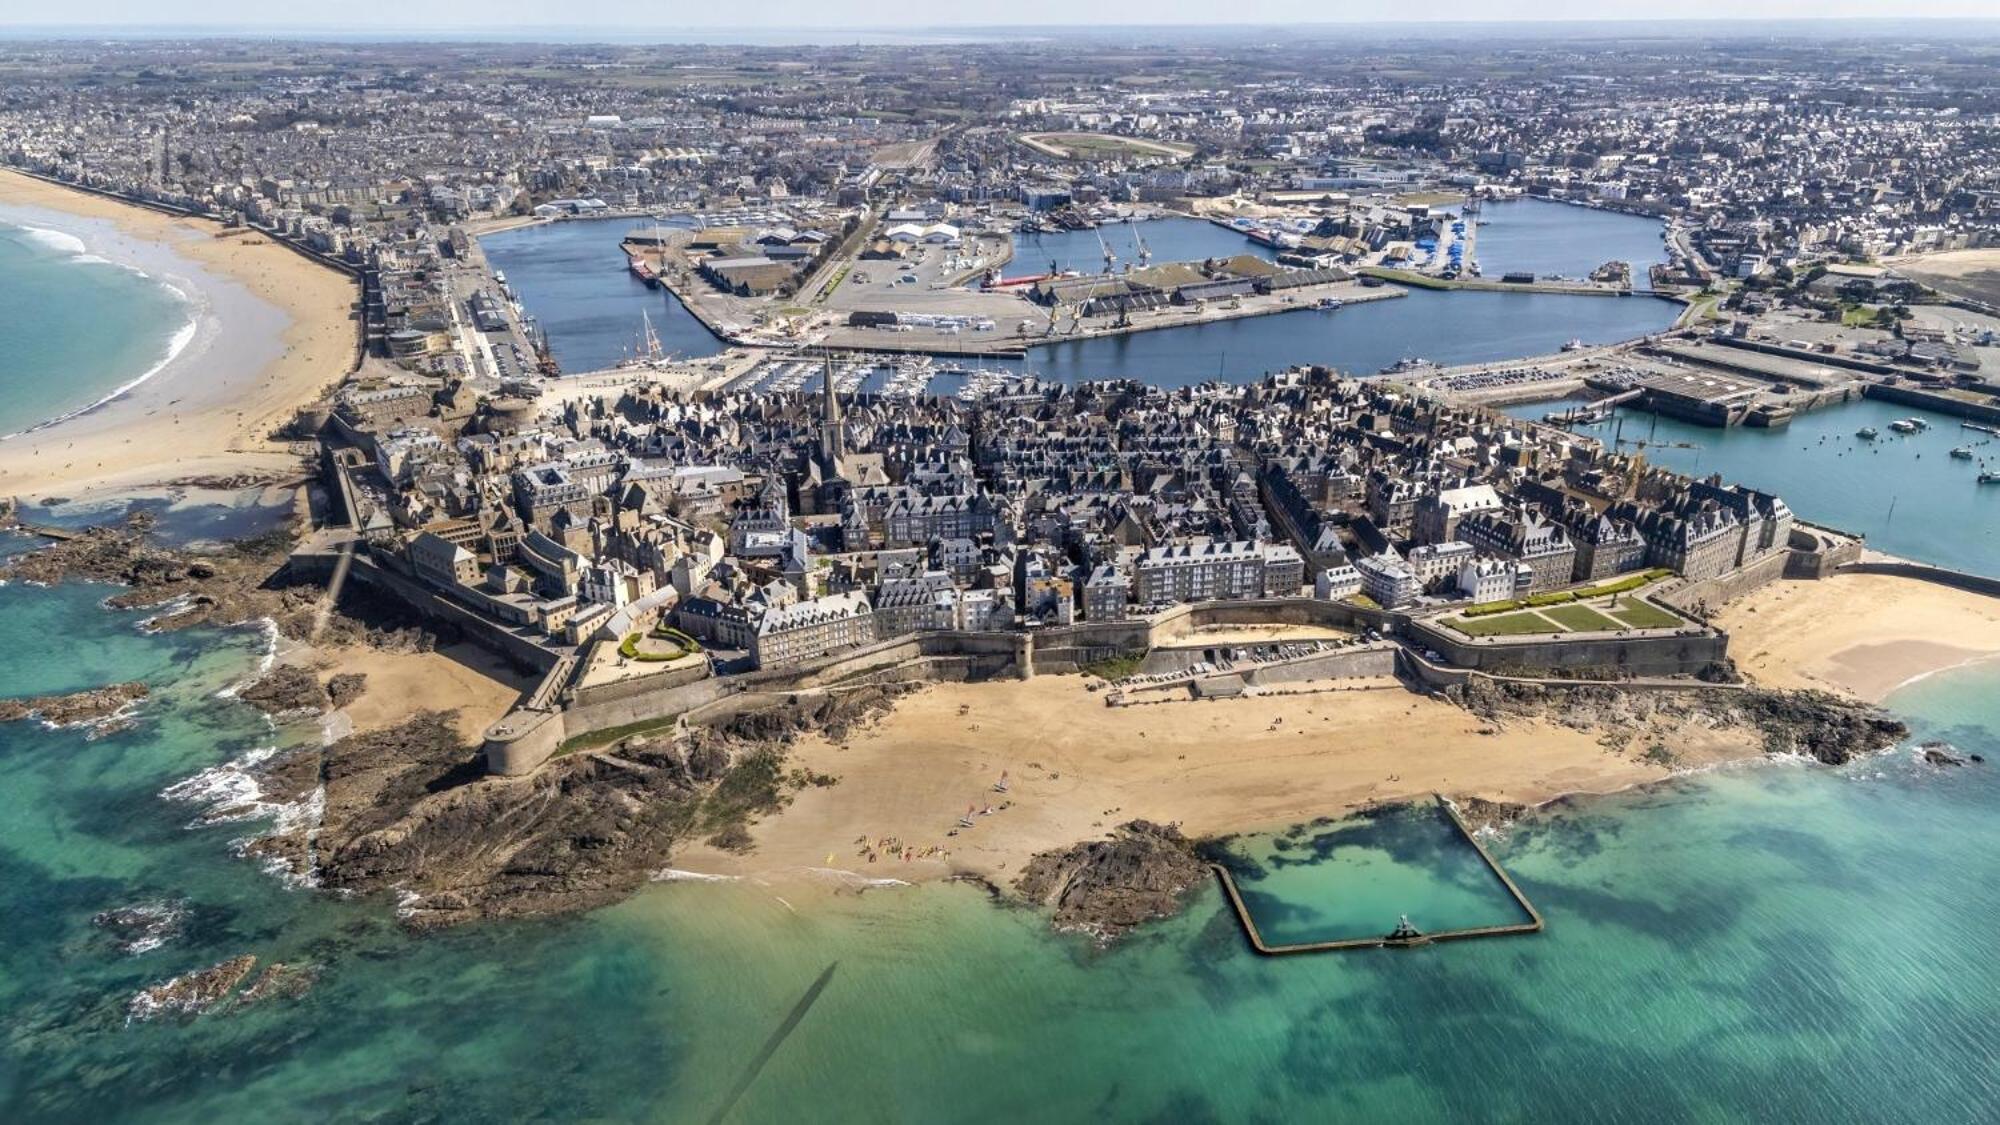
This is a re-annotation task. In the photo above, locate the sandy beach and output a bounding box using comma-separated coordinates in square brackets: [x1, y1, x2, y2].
[671, 571, 2000, 889]
[284, 641, 531, 745]
[0, 171, 358, 499]
[1715, 572, 2000, 702]
[674, 673, 1759, 887]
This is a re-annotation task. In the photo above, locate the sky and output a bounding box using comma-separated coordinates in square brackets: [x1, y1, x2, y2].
[1, 2, 1997, 30]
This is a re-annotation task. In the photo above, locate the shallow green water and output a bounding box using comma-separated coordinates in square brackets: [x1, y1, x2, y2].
[2, 526, 1996, 1121]
[1213, 803, 1534, 944]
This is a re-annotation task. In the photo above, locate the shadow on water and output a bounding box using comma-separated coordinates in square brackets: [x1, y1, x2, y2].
[705, 961, 838, 1125]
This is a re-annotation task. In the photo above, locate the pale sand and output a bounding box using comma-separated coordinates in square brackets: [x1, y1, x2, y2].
[1714, 574, 2000, 702]
[316, 642, 531, 744]
[673, 675, 1756, 886]
[683, 574, 2000, 887]
[0, 170, 358, 498]
[1885, 247, 2000, 278]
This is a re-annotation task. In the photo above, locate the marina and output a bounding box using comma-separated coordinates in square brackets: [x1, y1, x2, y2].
[478, 202, 1686, 388]
[1513, 394, 2000, 576]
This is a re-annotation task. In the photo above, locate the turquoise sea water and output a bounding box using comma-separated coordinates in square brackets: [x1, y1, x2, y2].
[0, 220, 194, 437]
[5, 207, 1999, 1119]
[1, 555, 1995, 1121]
[1214, 803, 1535, 944]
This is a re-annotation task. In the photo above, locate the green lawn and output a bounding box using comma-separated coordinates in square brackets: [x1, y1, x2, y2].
[1606, 599, 1684, 630]
[1452, 610, 1564, 637]
[1541, 605, 1626, 632]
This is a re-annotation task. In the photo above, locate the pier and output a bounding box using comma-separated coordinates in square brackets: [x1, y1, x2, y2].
[1210, 795, 1544, 954]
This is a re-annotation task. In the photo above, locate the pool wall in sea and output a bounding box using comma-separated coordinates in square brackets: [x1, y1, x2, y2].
[1210, 797, 1543, 953]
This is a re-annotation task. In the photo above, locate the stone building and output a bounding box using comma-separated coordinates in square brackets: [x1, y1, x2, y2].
[1453, 508, 1577, 594]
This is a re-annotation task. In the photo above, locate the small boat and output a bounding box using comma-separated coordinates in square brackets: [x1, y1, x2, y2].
[1951, 447, 1975, 460]
[1856, 427, 1879, 440]
[1379, 356, 1435, 375]
[1889, 419, 1919, 434]
[1314, 297, 1344, 311]
[1981, 471, 2000, 485]
[1561, 338, 1585, 352]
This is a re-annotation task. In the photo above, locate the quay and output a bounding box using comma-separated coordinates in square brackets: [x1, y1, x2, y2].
[1360, 265, 1668, 299]
[1208, 795, 1544, 955]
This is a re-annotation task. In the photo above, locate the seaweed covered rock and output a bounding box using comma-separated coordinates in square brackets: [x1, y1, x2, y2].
[1444, 677, 1906, 766]
[237, 665, 330, 716]
[1736, 689, 1908, 764]
[0, 682, 149, 727]
[127, 956, 259, 1022]
[1015, 821, 1210, 941]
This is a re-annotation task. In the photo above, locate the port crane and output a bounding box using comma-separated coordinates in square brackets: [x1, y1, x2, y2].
[1133, 225, 1152, 266]
[1096, 229, 1117, 275]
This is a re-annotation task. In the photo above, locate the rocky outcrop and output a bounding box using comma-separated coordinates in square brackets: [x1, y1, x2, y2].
[1448, 796, 1527, 835]
[0, 514, 427, 651]
[124, 955, 314, 1021]
[1014, 821, 1210, 942]
[1444, 678, 1908, 766]
[710, 682, 921, 744]
[237, 962, 317, 1006]
[127, 956, 260, 1022]
[326, 672, 368, 708]
[0, 682, 148, 728]
[1735, 689, 1909, 764]
[91, 900, 187, 955]
[237, 665, 330, 716]
[228, 691, 888, 928]
[1920, 741, 1969, 767]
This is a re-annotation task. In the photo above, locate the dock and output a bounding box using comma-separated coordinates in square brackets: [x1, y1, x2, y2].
[1209, 794, 1544, 954]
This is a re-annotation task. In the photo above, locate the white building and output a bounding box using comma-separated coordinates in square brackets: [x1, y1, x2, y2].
[1456, 557, 1519, 604]
[1354, 551, 1419, 609]
[1407, 541, 1476, 590]
[1314, 563, 1363, 600]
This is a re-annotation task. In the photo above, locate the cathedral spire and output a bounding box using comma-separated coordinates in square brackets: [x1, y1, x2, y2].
[821, 350, 845, 465]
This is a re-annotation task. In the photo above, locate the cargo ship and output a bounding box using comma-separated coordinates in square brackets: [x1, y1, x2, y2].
[628, 254, 660, 288]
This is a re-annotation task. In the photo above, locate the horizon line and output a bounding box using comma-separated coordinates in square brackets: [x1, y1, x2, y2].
[8, 16, 2000, 31]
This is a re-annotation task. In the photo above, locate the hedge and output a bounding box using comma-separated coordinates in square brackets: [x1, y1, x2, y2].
[619, 631, 696, 662]
[1461, 569, 1672, 617]
[649, 624, 704, 652]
